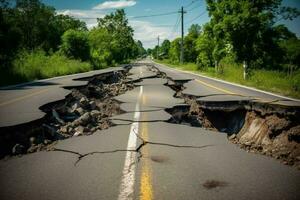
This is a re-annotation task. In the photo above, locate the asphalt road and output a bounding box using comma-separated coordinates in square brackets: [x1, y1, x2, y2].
[0, 60, 299, 200]
[0, 67, 125, 127]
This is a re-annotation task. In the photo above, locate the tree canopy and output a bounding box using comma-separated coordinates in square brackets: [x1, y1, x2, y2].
[152, 0, 299, 75]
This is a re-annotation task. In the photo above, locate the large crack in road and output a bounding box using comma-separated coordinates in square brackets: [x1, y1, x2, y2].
[0, 63, 299, 171]
[0, 68, 135, 158]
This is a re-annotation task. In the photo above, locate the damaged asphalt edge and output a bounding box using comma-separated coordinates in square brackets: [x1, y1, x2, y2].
[149, 63, 300, 169]
[0, 65, 139, 159]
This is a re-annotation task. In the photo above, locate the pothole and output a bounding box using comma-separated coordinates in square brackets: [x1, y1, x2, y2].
[0, 69, 135, 159]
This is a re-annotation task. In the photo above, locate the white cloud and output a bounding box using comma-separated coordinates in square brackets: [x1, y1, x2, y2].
[57, 8, 179, 48]
[93, 0, 136, 10]
[57, 9, 106, 29]
[130, 20, 180, 48]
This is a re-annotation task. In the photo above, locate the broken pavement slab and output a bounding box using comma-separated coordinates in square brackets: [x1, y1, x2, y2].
[0, 61, 300, 200]
[127, 65, 158, 81]
[114, 85, 184, 108]
[136, 121, 300, 200]
[134, 78, 168, 86]
[120, 103, 164, 113]
[0, 67, 126, 128]
[0, 150, 127, 200]
[196, 94, 254, 103]
[110, 110, 172, 123]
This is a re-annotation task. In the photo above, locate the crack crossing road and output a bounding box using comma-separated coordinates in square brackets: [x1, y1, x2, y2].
[0, 61, 299, 200]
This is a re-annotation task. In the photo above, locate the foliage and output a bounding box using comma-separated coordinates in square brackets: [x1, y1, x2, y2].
[156, 59, 300, 99]
[0, 0, 87, 68]
[97, 9, 136, 62]
[206, 0, 300, 69]
[60, 29, 90, 61]
[160, 39, 171, 59]
[0, 50, 91, 86]
[168, 38, 181, 63]
[279, 37, 300, 73]
[88, 28, 114, 68]
[195, 30, 214, 69]
[89, 9, 143, 68]
[134, 40, 147, 57]
[1, 1, 146, 86]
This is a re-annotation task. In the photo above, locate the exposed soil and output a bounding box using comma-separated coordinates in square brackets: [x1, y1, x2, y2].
[164, 77, 300, 169]
[0, 69, 135, 158]
[1, 63, 299, 171]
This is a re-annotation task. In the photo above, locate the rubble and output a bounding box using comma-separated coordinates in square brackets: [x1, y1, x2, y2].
[0, 63, 299, 172]
[0, 69, 134, 158]
[164, 77, 300, 169]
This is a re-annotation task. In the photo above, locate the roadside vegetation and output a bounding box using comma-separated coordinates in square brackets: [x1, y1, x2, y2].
[151, 0, 300, 99]
[157, 59, 300, 99]
[0, 0, 146, 86]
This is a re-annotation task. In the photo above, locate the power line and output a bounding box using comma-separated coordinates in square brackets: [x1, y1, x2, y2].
[186, 10, 207, 24]
[168, 13, 181, 39]
[154, 24, 175, 27]
[184, 0, 201, 8]
[130, 11, 178, 19]
[187, 3, 203, 12]
[75, 11, 178, 20]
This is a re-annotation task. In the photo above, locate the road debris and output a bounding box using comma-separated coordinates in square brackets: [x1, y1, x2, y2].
[0, 63, 299, 171]
[0, 69, 134, 158]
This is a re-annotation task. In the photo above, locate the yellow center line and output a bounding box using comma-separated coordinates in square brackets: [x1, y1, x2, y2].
[195, 79, 274, 103]
[195, 79, 236, 95]
[0, 89, 49, 107]
[140, 92, 153, 200]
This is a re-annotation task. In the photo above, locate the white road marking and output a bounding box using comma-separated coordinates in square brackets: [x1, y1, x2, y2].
[118, 86, 143, 200]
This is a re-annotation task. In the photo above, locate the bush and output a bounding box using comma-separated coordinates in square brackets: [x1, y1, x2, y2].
[11, 50, 91, 81]
[88, 28, 114, 69]
[60, 29, 90, 61]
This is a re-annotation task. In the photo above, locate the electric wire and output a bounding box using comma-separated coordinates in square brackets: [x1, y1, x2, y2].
[186, 10, 207, 24]
[75, 11, 178, 20]
[167, 13, 181, 39]
[184, 0, 201, 8]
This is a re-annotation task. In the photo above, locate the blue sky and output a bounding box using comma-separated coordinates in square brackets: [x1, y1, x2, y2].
[42, 0, 300, 48]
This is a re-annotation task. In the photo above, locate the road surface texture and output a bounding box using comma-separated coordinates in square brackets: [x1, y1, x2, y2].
[0, 60, 299, 200]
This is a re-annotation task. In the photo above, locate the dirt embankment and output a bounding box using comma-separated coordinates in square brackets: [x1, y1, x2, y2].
[164, 78, 300, 169]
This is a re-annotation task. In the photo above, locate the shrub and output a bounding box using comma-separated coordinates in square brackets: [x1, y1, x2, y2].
[60, 29, 90, 61]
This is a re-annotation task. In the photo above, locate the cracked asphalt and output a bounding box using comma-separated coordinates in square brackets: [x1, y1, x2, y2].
[0, 60, 300, 200]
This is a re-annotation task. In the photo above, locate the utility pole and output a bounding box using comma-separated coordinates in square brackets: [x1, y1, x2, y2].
[180, 6, 186, 64]
[157, 35, 160, 59]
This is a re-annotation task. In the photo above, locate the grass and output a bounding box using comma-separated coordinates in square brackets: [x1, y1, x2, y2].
[156, 59, 300, 99]
[0, 50, 92, 86]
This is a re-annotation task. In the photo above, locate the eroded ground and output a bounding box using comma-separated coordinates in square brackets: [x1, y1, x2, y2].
[0, 63, 299, 200]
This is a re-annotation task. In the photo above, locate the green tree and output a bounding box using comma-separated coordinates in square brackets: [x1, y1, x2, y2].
[184, 25, 202, 63]
[169, 38, 181, 63]
[280, 37, 300, 75]
[188, 24, 201, 38]
[135, 40, 146, 57]
[206, 0, 300, 70]
[97, 9, 136, 63]
[88, 28, 113, 68]
[48, 14, 87, 51]
[15, 0, 56, 50]
[0, 0, 22, 67]
[60, 29, 89, 61]
[160, 39, 171, 59]
[196, 32, 214, 69]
